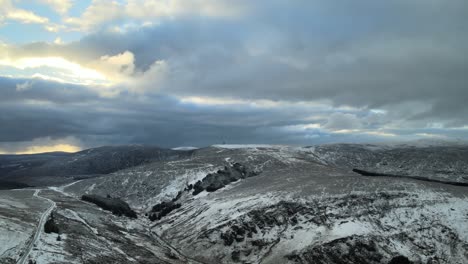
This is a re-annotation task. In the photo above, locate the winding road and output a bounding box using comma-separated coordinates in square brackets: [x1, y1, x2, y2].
[17, 189, 56, 264]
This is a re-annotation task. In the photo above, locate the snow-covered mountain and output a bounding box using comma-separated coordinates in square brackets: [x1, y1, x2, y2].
[1, 143, 468, 263]
[308, 142, 468, 183]
[0, 146, 193, 186]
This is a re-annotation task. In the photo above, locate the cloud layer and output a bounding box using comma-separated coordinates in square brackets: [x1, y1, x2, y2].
[1, 0, 468, 153]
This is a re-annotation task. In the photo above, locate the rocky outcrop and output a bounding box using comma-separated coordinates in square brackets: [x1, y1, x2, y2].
[285, 236, 384, 264]
[149, 201, 181, 221]
[81, 195, 137, 218]
[219, 201, 308, 246]
[149, 162, 261, 221]
[192, 163, 260, 195]
[285, 236, 415, 264]
[187, 191, 467, 263]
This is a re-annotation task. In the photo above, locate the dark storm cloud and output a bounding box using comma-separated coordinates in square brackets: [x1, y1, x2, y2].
[45, 0, 466, 122]
[0, 77, 98, 103]
[0, 77, 336, 147]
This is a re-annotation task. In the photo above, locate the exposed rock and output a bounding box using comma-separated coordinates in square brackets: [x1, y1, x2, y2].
[388, 255, 413, 264]
[192, 163, 259, 195]
[231, 250, 241, 262]
[149, 201, 181, 221]
[148, 162, 259, 221]
[287, 236, 384, 264]
[219, 201, 310, 247]
[81, 195, 137, 218]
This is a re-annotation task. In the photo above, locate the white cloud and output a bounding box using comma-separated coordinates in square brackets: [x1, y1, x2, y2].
[16, 80, 33, 91]
[44, 23, 66, 32]
[64, 0, 122, 32]
[324, 113, 363, 130]
[37, 0, 73, 15]
[0, 0, 49, 24]
[0, 56, 107, 85]
[6, 9, 49, 24]
[64, 0, 246, 32]
[132, 59, 169, 92]
[53, 37, 64, 45]
[92, 51, 136, 82]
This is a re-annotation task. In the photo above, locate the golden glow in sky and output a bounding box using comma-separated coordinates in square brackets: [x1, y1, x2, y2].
[0, 56, 109, 85]
[0, 144, 81, 155]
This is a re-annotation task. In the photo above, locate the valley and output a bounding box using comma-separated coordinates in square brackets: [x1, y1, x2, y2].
[1, 142, 468, 263]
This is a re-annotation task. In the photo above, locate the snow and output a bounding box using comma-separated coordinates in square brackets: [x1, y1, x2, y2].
[329, 220, 373, 238]
[62, 209, 99, 235]
[19, 190, 56, 264]
[23, 141, 467, 263]
[113, 247, 137, 262]
[0, 197, 28, 209]
[280, 226, 321, 252]
[212, 144, 282, 149]
[86, 183, 96, 193]
[172, 146, 199, 150]
[48, 180, 82, 197]
[0, 217, 31, 259]
[122, 177, 129, 185]
[30, 233, 71, 264]
[143, 165, 221, 209]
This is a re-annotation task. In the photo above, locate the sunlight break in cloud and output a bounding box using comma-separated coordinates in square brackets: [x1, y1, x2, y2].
[8, 143, 81, 155]
[0, 56, 108, 85]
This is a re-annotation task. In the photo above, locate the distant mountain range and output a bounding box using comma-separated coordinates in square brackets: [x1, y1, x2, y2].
[0, 145, 193, 186]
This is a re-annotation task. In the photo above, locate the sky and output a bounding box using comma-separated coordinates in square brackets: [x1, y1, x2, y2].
[0, 0, 468, 154]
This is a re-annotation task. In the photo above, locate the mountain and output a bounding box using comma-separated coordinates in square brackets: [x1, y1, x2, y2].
[1, 143, 468, 264]
[308, 142, 468, 183]
[0, 145, 194, 186]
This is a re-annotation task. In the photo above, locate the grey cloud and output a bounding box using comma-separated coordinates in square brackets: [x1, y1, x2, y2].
[2, 1, 468, 150]
[324, 113, 362, 130]
[0, 77, 99, 104]
[52, 0, 468, 125]
[3, 77, 421, 149]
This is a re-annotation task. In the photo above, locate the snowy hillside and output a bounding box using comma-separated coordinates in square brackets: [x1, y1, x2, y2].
[1, 143, 468, 263]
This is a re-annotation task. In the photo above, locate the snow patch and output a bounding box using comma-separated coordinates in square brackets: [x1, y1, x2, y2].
[62, 209, 99, 235]
[213, 144, 281, 149]
[172, 146, 198, 150]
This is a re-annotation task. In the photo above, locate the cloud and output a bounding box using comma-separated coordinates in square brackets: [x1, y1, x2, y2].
[2, 75, 467, 154]
[0, 55, 107, 85]
[37, 0, 73, 15]
[0, 0, 49, 24]
[44, 2, 467, 125]
[324, 113, 363, 131]
[16, 80, 33, 91]
[53, 37, 64, 45]
[0, 136, 82, 154]
[1, 1, 468, 150]
[91, 51, 136, 83]
[63, 0, 246, 32]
